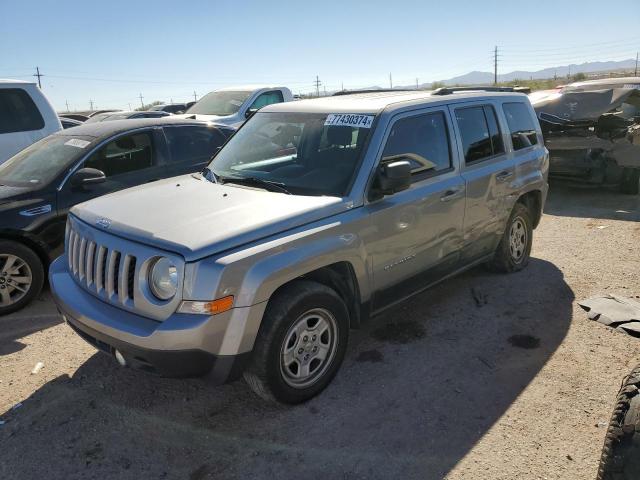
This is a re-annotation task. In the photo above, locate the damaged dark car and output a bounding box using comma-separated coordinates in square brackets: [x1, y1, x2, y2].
[530, 77, 640, 194]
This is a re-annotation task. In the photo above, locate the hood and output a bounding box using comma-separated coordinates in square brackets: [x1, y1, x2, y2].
[531, 88, 640, 123]
[0, 184, 35, 205]
[71, 175, 346, 261]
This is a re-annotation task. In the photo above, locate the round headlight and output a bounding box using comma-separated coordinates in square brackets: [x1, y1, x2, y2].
[149, 257, 178, 300]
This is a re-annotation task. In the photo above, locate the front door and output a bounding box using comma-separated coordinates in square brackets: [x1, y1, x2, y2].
[57, 129, 165, 215]
[364, 108, 466, 312]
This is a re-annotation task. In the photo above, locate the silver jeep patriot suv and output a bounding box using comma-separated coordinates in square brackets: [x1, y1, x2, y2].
[50, 89, 548, 403]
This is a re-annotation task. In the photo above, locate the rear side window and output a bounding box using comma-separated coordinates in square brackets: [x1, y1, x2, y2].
[455, 105, 504, 163]
[164, 126, 227, 164]
[382, 111, 452, 176]
[0, 88, 45, 134]
[249, 91, 284, 110]
[502, 102, 539, 150]
[85, 132, 154, 177]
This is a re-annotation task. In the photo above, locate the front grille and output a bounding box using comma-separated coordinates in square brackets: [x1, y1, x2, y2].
[64, 215, 184, 321]
[67, 223, 137, 306]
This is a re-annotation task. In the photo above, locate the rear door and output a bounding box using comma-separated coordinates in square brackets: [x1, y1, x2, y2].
[162, 125, 230, 177]
[364, 107, 466, 311]
[0, 88, 47, 164]
[57, 128, 166, 215]
[449, 102, 514, 262]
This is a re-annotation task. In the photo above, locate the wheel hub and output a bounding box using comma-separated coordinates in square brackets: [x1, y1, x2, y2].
[508, 216, 528, 263]
[280, 308, 338, 389]
[0, 254, 33, 307]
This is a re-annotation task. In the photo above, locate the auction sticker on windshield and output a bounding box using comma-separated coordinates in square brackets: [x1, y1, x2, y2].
[64, 139, 91, 149]
[325, 114, 374, 128]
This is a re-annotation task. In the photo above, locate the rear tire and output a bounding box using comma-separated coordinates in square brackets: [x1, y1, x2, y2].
[597, 364, 640, 480]
[487, 202, 533, 273]
[243, 280, 349, 404]
[620, 168, 640, 195]
[0, 241, 44, 316]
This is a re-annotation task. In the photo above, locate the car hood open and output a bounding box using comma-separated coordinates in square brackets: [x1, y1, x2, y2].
[71, 175, 346, 261]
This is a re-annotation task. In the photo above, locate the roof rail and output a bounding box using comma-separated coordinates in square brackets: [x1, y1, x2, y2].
[332, 89, 418, 96]
[431, 86, 531, 95]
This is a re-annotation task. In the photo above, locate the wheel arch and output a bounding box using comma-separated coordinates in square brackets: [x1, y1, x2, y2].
[0, 231, 50, 274]
[516, 189, 543, 228]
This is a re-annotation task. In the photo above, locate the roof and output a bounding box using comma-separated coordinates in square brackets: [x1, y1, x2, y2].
[53, 117, 232, 140]
[0, 79, 35, 86]
[567, 77, 640, 88]
[216, 84, 288, 92]
[263, 90, 528, 114]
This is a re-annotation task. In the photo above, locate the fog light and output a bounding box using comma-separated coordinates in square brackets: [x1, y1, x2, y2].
[114, 349, 127, 367]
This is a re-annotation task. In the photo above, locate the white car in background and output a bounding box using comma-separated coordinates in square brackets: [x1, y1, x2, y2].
[0, 79, 61, 165]
[180, 85, 293, 128]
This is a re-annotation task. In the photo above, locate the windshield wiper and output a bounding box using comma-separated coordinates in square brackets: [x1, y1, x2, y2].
[201, 167, 218, 183]
[219, 175, 292, 195]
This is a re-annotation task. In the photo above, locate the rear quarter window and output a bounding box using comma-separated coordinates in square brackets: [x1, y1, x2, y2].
[455, 105, 504, 164]
[0, 88, 45, 134]
[502, 102, 539, 150]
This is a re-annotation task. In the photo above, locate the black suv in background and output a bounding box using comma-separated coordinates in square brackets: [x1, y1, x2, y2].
[0, 117, 233, 315]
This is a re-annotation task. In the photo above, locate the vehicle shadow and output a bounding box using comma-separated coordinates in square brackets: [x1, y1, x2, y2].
[545, 180, 640, 222]
[0, 290, 62, 355]
[0, 258, 573, 480]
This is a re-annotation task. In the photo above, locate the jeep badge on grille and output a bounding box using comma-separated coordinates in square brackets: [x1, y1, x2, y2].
[96, 218, 111, 229]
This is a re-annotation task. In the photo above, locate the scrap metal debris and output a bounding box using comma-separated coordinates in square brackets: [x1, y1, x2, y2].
[579, 295, 640, 336]
[31, 362, 44, 375]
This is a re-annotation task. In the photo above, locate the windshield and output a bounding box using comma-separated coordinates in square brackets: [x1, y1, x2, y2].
[0, 135, 93, 188]
[208, 112, 374, 196]
[186, 90, 252, 116]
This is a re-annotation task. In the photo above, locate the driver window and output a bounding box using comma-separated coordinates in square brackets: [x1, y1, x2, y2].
[248, 91, 284, 111]
[381, 112, 452, 177]
[84, 132, 154, 177]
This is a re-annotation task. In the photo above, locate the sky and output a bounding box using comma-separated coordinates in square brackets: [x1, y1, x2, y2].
[1, 0, 639, 111]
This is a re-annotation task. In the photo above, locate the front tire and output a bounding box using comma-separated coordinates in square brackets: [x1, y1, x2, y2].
[0, 241, 44, 316]
[620, 168, 640, 195]
[597, 365, 640, 480]
[487, 202, 533, 273]
[243, 280, 349, 404]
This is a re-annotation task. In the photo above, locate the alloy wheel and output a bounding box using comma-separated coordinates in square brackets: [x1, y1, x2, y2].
[0, 254, 33, 307]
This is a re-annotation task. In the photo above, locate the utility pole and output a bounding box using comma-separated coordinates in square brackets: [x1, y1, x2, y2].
[495, 46, 500, 84]
[314, 76, 322, 97]
[193, 90, 198, 102]
[138, 93, 144, 109]
[65, 100, 70, 112]
[389, 73, 393, 89]
[33, 66, 43, 89]
[635, 52, 638, 76]
[128, 103, 132, 110]
[89, 99, 94, 111]
[416, 78, 419, 90]
[341, 81, 344, 91]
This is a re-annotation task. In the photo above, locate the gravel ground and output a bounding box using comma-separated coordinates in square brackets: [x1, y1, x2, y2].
[1, 183, 639, 480]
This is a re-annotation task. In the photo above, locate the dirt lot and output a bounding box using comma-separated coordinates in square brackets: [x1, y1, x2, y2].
[1, 183, 639, 480]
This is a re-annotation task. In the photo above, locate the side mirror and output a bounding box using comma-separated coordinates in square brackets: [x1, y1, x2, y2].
[377, 160, 412, 195]
[245, 108, 258, 119]
[70, 168, 106, 187]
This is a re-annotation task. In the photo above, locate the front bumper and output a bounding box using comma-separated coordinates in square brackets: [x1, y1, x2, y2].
[49, 256, 251, 382]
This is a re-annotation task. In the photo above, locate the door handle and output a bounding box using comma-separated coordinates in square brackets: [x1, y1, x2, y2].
[496, 171, 514, 182]
[440, 187, 464, 202]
